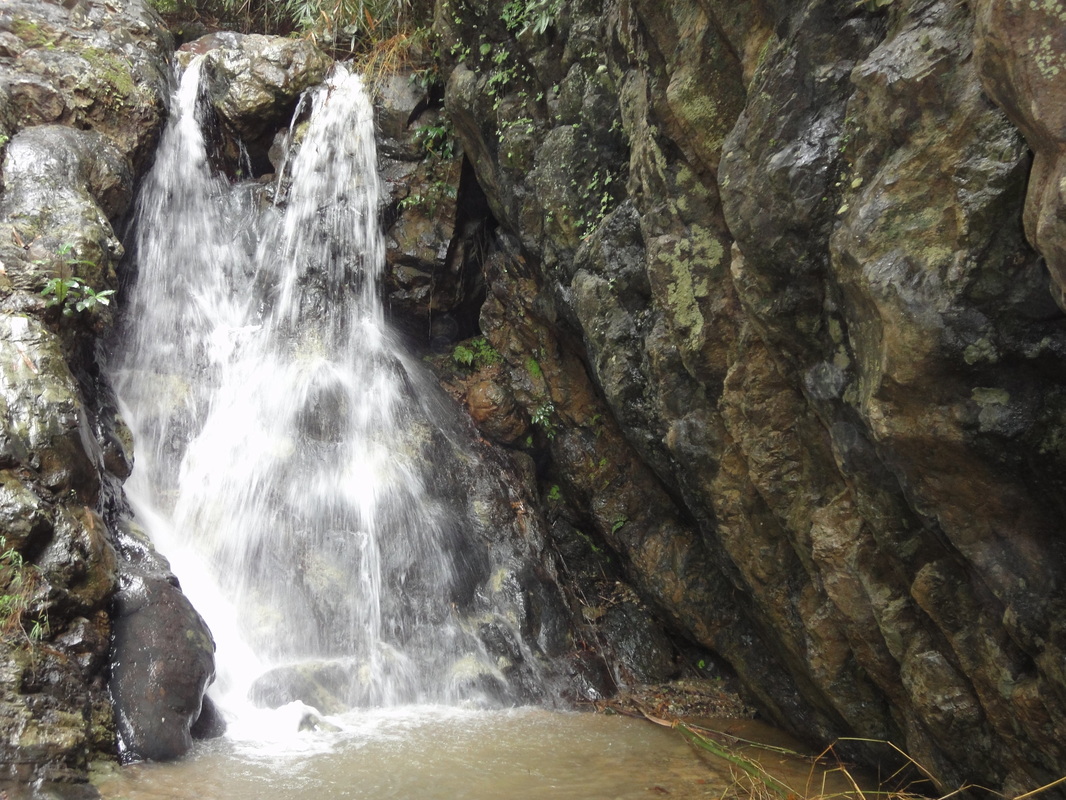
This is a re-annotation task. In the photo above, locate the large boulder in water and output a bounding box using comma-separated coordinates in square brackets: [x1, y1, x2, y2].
[249, 661, 352, 715]
[109, 575, 219, 762]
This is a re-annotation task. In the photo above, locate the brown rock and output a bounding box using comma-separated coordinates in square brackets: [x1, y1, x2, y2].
[975, 0, 1066, 310]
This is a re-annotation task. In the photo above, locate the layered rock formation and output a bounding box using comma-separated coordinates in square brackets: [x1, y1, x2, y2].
[431, 0, 1066, 794]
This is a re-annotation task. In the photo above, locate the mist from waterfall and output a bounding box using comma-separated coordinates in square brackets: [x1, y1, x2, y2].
[108, 59, 504, 722]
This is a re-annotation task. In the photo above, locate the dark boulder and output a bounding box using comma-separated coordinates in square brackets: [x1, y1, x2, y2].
[109, 575, 217, 762]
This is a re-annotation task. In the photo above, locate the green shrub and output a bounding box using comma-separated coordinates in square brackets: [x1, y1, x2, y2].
[148, 0, 434, 53]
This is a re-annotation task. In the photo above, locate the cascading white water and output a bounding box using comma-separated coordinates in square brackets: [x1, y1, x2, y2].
[109, 59, 496, 722]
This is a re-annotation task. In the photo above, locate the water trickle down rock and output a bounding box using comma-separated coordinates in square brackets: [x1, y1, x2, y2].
[108, 48, 585, 728]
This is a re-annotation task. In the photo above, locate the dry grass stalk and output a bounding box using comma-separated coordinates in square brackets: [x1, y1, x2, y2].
[640, 716, 1066, 800]
[349, 27, 433, 92]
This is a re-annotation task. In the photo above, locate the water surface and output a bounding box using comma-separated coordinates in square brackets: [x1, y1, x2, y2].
[94, 708, 733, 799]
[94, 709, 859, 800]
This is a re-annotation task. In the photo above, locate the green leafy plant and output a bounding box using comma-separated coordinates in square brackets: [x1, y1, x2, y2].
[525, 0, 561, 35]
[42, 277, 115, 316]
[500, 0, 561, 35]
[415, 120, 456, 161]
[449, 41, 471, 63]
[452, 337, 502, 369]
[39, 246, 115, 317]
[547, 484, 562, 502]
[500, 0, 524, 31]
[573, 166, 621, 238]
[532, 401, 556, 439]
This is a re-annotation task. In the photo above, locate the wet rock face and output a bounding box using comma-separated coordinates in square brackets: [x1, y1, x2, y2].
[0, 125, 131, 325]
[436, 0, 1066, 792]
[0, 0, 222, 785]
[109, 575, 216, 762]
[1, 0, 1063, 793]
[974, 0, 1066, 311]
[376, 73, 490, 348]
[179, 32, 332, 173]
[0, 0, 172, 169]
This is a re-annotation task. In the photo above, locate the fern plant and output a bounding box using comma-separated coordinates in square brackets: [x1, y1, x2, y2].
[0, 536, 47, 645]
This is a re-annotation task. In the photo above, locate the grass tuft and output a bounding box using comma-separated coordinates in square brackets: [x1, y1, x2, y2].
[349, 27, 434, 91]
[636, 712, 1066, 800]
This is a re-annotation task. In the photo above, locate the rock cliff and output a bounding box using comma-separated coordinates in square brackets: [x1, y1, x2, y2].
[0, 0, 221, 789]
[430, 0, 1066, 794]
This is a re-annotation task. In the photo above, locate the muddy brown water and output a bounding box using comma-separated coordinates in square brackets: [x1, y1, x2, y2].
[93, 707, 860, 800]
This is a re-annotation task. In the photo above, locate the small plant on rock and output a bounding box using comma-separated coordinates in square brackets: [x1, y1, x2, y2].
[501, 0, 561, 35]
[415, 120, 456, 161]
[532, 401, 556, 439]
[39, 245, 115, 317]
[452, 337, 502, 369]
[0, 536, 47, 645]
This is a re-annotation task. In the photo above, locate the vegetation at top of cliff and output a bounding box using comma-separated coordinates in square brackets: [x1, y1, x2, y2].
[149, 0, 435, 53]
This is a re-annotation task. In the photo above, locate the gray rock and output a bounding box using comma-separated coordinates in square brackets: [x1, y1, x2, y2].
[249, 661, 353, 715]
[188, 32, 331, 145]
[437, 0, 1066, 791]
[0, 0, 210, 784]
[0, 125, 130, 301]
[0, 314, 99, 498]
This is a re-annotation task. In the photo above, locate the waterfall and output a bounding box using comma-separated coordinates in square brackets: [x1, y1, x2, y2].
[109, 60, 504, 720]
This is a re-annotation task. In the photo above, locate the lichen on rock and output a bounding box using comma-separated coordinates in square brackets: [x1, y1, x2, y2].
[434, 0, 1066, 792]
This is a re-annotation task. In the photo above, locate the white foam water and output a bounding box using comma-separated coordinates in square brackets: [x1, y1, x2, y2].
[109, 59, 497, 734]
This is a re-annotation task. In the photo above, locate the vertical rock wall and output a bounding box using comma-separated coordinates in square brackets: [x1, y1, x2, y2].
[0, 0, 224, 786]
[432, 0, 1066, 793]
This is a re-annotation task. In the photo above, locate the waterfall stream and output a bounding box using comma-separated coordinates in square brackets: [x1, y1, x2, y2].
[108, 59, 505, 727]
[93, 53, 843, 800]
